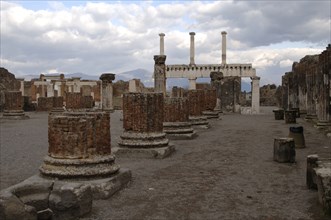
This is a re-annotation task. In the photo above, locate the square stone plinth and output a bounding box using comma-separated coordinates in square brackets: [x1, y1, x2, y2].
[114, 145, 175, 159]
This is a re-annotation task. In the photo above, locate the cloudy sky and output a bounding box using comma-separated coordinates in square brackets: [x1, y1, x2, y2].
[1, 0, 330, 86]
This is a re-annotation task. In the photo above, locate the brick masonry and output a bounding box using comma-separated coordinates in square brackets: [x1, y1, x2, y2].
[48, 112, 111, 159]
[164, 97, 189, 122]
[123, 92, 164, 133]
[4, 91, 23, 111]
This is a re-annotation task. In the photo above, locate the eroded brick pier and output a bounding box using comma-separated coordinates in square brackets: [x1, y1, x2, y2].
[117, 92, 175, 158]
[163, 97, 197, 139]
[2, 91, 29, 119]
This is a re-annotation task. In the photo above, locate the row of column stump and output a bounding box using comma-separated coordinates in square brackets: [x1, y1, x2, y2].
[272, 108, 331, 215]
[0, 91, 221, 220]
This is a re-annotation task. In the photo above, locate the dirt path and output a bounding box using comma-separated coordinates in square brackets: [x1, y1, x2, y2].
[1, 108, 330, 219]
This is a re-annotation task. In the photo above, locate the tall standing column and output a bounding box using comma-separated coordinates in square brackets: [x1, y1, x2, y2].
[154, 55, 167, 96]
[100, 73, 115, 112]
[221, 31, 227, 65]
[159, 33, 165, 55]
[189, 32, 195, 65]
[188, 77, 197, 90]
[251, 76, 260, 114]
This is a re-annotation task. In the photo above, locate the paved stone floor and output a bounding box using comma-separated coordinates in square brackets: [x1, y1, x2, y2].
[1, 107, 330, 219]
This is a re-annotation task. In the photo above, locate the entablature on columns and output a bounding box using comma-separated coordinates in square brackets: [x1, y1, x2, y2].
[166, 64, 256, 78]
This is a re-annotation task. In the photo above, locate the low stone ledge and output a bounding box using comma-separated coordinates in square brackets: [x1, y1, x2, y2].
[114, 145, 175, 159]
[0, 168, 132, 220]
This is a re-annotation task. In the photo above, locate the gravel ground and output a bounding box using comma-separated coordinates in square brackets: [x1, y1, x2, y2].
[1, 107, 331, 220]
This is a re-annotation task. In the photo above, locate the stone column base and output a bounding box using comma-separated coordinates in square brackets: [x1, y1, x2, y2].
[315, 120, 331, 130]
[202, 110, 221, 119]
[39, 155, 119, 178]
[0, 169, 131, 220]
[163, 122, 198, 140]
[2, 110, 29, 120]
[117, 131, 175, 159]
[189, 116, 210, 128]
[305, 114, 318, 121]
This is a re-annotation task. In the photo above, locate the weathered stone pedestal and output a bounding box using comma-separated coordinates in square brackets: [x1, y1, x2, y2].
[284, 110, 297, 124]
[273, 138, 295, 163]
[273, 109, 284, 120]
[1, 91, 29, 120]
[0, 111, 131, 220]
[188, 90, 210, 128]
[117, 93, 175, 159]
[163, 97, 197, 140]
[288, 126, 305, 148]
[306, 155, 331, 214]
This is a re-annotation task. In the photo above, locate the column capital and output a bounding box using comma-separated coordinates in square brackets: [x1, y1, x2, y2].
[159, 33, 165, 37]
[154, 55, 166, 64]
[221, 31, 227, 35]
[189, 32, 196, 36]
[100, 73, 115, 82]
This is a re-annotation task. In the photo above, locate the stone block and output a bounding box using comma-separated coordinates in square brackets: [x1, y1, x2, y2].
[0, 190, 37, 220]
[49, 182, 92, 220]
[315, 167, 331, 214]
[273, 138, 296, 163]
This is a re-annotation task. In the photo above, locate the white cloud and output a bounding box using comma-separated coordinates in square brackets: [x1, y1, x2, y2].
[0, 0, 329, 86]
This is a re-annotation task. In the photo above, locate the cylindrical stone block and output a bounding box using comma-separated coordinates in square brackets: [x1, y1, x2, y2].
[40, 111, 117, 178]
[285, 110, 297, 124]
[288, 126, 305, 148]
[4, 91, 23, 111]
[273, 138, 296, 163]
[164, 97, 189, 122]
[273, 109, 284, 120]
[123, 92, 164, 133]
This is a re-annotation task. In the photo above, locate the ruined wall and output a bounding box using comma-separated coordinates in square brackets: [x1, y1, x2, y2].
[164, 97, 189, 122]
[260, 84, 278, 106]
[0, 68, 20, 111]
[281, 44, 331, 121]
[123, 93, 164, 132]
[171, 86, 185, 98]
[37, 97, 64, 111]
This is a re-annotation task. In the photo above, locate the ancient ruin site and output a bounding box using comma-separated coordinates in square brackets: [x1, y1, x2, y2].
[0, 29, 331, 219]
[0, 1, 331, 219]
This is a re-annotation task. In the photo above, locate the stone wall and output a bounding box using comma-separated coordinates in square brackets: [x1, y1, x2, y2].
[281, 44, 331, 122]
[0, 68, 20, 111]
[171, 86, 185, 98]
[66, 93, 93, 109]
[123, 93, 164, 132]
[37, 97, 64, 111]
[260, 84, 278, 106]
[164, 97, 189, 122]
